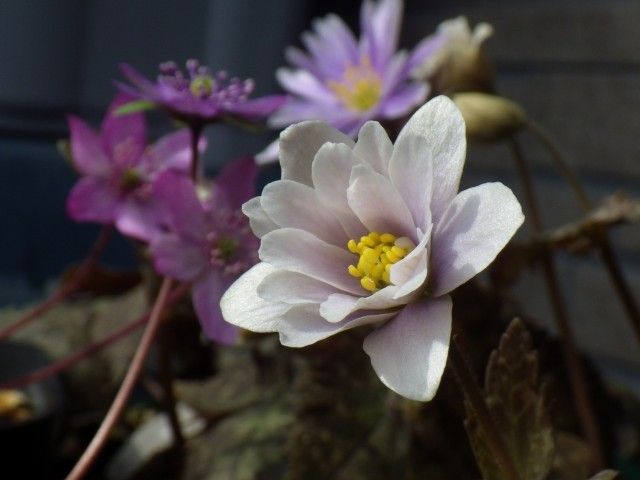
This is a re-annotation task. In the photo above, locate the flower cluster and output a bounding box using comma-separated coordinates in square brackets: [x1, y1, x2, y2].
[64, 0, 521, 404]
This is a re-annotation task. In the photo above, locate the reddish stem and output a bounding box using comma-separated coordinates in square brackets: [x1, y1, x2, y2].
[0, 282, 190, 390]
[66, 277, 175, 480]
[0, 226, 112, 342]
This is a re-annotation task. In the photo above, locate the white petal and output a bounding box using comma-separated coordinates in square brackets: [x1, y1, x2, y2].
[389, 226, 431, 286]
[396, 96, 466, 223]
[257, 270, 338, 305]
[363, 295, 452, 401]
[392, 248, 428, 299]
[220, 263, 291, 332]
[261, 179, 348, 246]
[353, 121, 393, 176]
[276, 68, 336, 104]
[242, 197, 278, 238]
[311, 142, 366, 239]
[388, 109, 434, 231]
[259, 228, 362, 295]
[347, 164, 416, 239]
[319, 286, 411, 323]
[430, 182, 524, 296]
[279, 121, 355, 186]
[279, 303, 394, 347]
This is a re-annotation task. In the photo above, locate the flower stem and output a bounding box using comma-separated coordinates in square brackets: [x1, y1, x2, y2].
[508, 137, 605, 470]
[526, 119, 640, 345]
[65, 277, 174, 480]
[158, 324, 185, 450]
[449, 335, 521, 480]
[189, 123, 204, 182]
[0, 225, 112, 342]
[0, 282, 190, 390]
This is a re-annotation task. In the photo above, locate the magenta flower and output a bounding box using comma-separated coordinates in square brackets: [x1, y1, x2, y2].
[267, 0, 439, 139]
[149, 157, 259, 344]
[67, 94, 196, 241]
[118, 59, 286, 124]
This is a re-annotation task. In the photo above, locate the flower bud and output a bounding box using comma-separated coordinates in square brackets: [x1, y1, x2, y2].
[452, 92, 527, 143]
[412, 17, 495, 94]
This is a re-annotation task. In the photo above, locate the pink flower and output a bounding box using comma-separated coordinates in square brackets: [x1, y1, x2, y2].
[67, 94, 197, 241]
[118, 60, 286, 124]
[149, 157, 259, 344]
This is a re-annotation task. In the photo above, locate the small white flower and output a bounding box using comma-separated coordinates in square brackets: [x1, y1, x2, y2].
[412, 16, 493, 81]
[221, 96, 523, 401]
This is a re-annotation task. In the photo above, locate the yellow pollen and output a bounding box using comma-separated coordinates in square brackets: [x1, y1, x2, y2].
[327, 56, 382, 112]
[190, 75, 215, 97]
[347, 231, 415, 293]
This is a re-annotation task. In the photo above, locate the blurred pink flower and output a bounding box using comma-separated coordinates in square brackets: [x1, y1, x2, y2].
[118, 59, 285, 124]
[150, 157, 259, 344]
[67, 94, 196, 241]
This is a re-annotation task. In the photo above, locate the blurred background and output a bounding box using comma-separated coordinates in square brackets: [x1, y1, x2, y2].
[0, 0, 638, 377]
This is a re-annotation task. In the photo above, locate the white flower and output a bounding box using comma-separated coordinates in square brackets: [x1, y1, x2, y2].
[221, 96, 523, 401]
[411, 16, 493, 91]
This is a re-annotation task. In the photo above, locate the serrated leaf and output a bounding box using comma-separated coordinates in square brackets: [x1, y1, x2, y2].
[114, 100, 156, 115]
[464, 318, 555, 480]
[588, 471, 619, 480]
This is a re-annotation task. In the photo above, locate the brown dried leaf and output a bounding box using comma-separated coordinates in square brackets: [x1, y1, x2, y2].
[465, 318, 555, 480]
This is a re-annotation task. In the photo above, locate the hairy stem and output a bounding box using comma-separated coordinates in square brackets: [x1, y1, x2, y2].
[0, 225, 112, 342]
[65, 277, 174, 480]
[526, 120, 640, 345]
[450, 336, 521, 480]
[0, 282, 190, 390]
[508, 137, 604, 469]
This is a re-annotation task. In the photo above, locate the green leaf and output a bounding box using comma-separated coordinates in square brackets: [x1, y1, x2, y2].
[464, 318, 555, 480]
[114, 100, 156, 115]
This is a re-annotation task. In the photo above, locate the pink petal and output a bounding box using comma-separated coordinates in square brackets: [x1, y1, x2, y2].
[144, 129, 196, 174]
[209, 156, 258, 211]
[67, 116, 110, 176]
[193, 272, 238, 345]
[363, 295, 452, 401]
[100, 93, 146, 163]
[114, 198, 162, 242]
[224, 95, 287, 120]
[150, 233, 206, 281]
[153, 172, 207, 241]
[430, 182, 524, 296]
[66, 177, 118, 223]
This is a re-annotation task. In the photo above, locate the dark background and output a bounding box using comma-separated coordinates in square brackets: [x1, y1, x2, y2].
[0, 0, 638, 373]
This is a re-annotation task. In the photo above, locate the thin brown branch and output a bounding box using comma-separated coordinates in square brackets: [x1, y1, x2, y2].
[508, 137, 605, 470]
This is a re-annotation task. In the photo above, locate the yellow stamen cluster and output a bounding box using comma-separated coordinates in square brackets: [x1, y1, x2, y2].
[190, 75, 215, 97]
[347, 232, 414, 293]
[327, 56, 382, 112]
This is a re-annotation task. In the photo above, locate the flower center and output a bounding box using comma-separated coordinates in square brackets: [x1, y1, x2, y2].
[327, 57, 383, 112]
[120, 168, 143, 192]
[347, 232, 415, 293]
[189, 74, 215, 97]
[215, 236, 237, 260]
